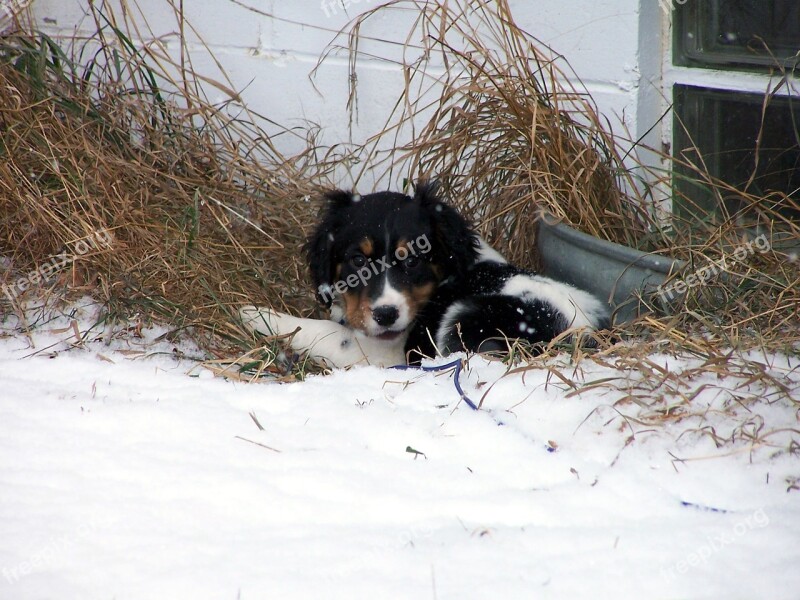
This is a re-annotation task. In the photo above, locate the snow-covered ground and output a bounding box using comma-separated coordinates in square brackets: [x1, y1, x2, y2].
[1, 300, 799, 600]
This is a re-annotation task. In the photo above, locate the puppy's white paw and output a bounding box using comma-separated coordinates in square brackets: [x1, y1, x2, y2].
[239, 305, 405, 368]
[329, 302, 345, 325]
[239, 305, 282, 336]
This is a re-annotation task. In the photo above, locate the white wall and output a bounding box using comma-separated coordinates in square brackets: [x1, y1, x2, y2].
[32, 0, 657, 189]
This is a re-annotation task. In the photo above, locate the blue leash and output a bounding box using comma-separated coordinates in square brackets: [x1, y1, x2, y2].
[394, 360, 558, 452]
[393, 362, 730, 512]
[392, 358, 478, 410]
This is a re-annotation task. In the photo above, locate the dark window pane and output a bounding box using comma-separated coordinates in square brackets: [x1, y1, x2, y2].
[675, 0, 800, 70]
[673, 84, 800, 224]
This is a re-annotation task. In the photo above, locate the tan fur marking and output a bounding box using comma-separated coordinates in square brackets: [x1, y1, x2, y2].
[401, 281, 436, 321]
[359, 238, 374, 257]
[343, 289, 370, 333]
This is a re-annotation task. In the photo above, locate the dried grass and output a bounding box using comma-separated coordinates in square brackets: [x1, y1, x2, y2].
[323, 0, 799, 356]
[0, 0, 324, 369]
[316, 0, 800, 452]
[0, 0, 797, 426]
[321, 0, 656, 256]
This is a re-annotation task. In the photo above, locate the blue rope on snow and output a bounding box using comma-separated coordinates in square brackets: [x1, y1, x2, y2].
[392, 359, 478, 410]
[679, 500, 729, 513]
[394, 365, 736, 509]
[394, 360, 556, 453]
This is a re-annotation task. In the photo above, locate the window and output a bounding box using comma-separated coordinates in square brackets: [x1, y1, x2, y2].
[675, 0, 800, 71]
[671, 0, 800, 227]
[673, 85, 800, 223]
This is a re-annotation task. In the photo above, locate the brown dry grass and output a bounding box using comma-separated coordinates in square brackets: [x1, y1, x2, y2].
[312, 0, 800, 452]
[0, 1, 324, 364]
[0, 0, 797, 408]
[319, 0, 656, 256]
[321, 0, 799, 355]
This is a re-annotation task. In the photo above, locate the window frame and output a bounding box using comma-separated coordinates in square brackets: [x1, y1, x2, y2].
[663, 0, 800, 227]
[673, 0, 800, 72]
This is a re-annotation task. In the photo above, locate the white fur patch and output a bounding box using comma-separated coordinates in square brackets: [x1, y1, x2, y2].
[239, 305, 405, 368]
[368, 278, 412, 336]
[435, 300, 471, 351]
[476, 237, 507, 264]
[329, 302, 345, 325]
[501, 275, 608, 329]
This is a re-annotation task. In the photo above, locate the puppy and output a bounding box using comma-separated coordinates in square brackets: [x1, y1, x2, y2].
[240, 182, 609, 368]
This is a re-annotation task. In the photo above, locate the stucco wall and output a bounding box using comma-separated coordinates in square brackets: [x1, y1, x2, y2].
[31, 0, 657, 187]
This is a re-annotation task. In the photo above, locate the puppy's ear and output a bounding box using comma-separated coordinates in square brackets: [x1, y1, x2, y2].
[305, 189, 354, 306]
[414, 181, 478, 278]
[324, 189, 358, 210]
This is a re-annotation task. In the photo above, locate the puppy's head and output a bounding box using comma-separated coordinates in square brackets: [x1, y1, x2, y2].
[305, 181, 478, 339]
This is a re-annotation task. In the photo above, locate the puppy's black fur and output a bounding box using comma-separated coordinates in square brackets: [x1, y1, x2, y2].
[304, 181, 609, 365]
[405, 262, 584, 362]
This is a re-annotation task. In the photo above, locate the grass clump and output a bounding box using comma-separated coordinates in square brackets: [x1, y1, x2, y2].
[321, 0, 656, 258]
[323, 0, 798, 355]
[313, 0, 799, 453]
[0, 1, 324, 375]
[0, 0, 797, 404]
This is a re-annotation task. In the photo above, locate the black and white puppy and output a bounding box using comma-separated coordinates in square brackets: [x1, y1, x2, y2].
[240, 182, 609, 368]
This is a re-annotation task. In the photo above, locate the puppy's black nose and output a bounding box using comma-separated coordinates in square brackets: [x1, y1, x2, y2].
[372, 305, 399, 327]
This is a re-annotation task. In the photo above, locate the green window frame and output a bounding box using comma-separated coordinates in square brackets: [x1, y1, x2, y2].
[673, 84, 800, 224]
[674, 0, 800, 72]
[671, 1, 800, 227]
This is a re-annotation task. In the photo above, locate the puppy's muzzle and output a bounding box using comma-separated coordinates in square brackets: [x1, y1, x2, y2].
[372, 305, 399, 328]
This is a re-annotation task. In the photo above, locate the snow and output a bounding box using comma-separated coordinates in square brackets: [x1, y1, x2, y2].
[1, 300, 799, 599]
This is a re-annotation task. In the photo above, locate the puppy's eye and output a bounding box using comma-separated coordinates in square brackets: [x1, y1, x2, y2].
[404, 255, 421, 269]
[350, 254, 367, 268]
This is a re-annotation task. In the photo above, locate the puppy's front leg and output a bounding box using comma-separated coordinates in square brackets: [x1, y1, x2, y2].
[239, 306, 402, 368]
